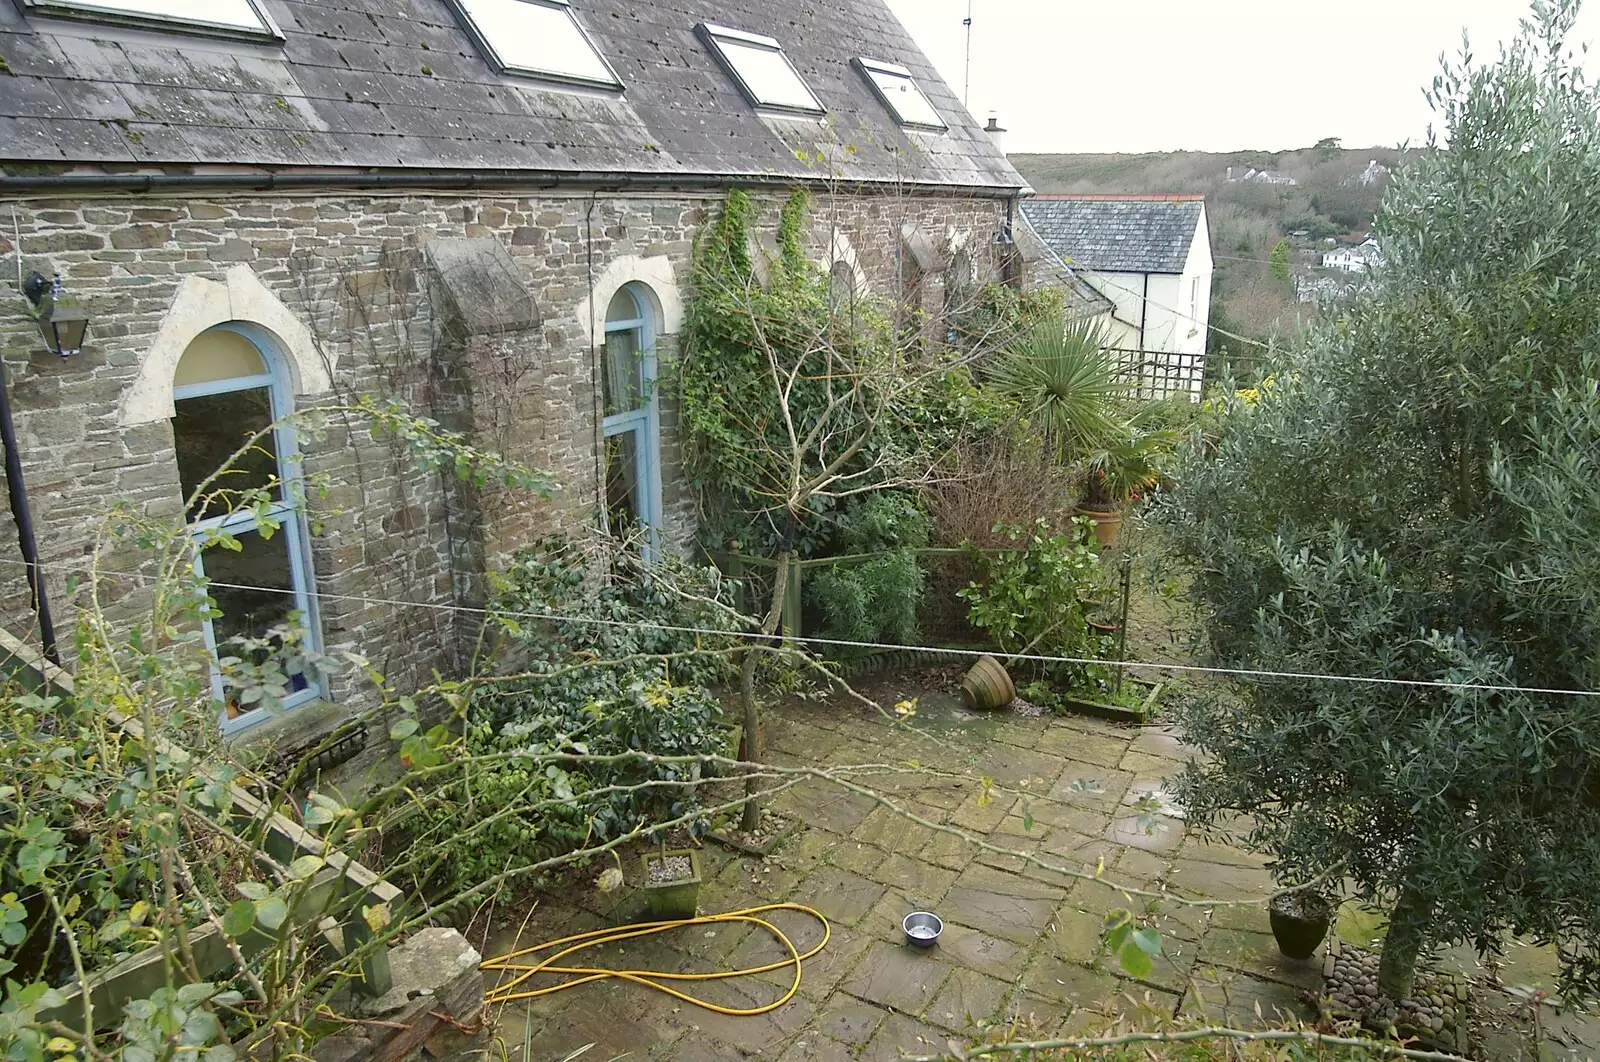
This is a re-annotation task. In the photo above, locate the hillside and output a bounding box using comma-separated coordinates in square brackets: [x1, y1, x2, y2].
[1011, 145, 1410, 374]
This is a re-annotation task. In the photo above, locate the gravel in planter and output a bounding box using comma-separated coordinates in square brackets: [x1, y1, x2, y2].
[1320, 936, 1470, 1054]
[647, 853, 696, 885]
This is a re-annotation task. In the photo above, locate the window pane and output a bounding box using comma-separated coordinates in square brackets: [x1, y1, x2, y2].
[712, 36, 822, 112]
[173, 387, 280, 522]
[28, 0, 271, 34]
[603, 327, 645, 415]
[866, 67, 944, 129]
[201, 526, 310, 715]
[455, 0, 618, 86]
[174, 330, 267, 388]
[606, 431, 641, 532]
[606, 288, 640, 325]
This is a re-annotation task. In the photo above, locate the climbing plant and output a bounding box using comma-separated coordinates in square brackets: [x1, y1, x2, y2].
[677, 189, 988, 828]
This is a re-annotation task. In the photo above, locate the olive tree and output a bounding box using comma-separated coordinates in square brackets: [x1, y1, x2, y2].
[1154, 0, 1600, 1002]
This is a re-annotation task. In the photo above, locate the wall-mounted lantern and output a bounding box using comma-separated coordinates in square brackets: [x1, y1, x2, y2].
[22, 271, 90, 358]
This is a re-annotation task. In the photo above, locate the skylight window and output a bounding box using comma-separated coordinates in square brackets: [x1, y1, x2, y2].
[19, 0, 282, 41]
[855, 58, 946, 130]
[447, 0, 621, 90]
[697, 24, 824, 116]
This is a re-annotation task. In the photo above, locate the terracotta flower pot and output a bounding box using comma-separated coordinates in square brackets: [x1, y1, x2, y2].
[961, 655, 1016, 711]
[1075, 506, 1124, 548]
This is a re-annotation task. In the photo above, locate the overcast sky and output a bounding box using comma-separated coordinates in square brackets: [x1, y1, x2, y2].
[884, 1, 1600, 153]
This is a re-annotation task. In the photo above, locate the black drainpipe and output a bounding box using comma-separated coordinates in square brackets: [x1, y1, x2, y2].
[1002, 195, 1019, 287]
[0, 353, 57, 665]
[1138, 273, 1150, 354]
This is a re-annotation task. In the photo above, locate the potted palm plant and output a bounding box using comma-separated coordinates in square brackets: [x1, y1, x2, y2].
[1077, 418, 1179, 548]
[988, 316, 1127, 463]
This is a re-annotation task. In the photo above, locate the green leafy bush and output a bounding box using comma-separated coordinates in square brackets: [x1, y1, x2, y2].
[414, 677, 727, 891]
[958, 519, 1109, 686]
[410, 536, 741, 892]
[809, 494, 930, 650]
[951, 282, 1065, 354]
[1152, 4, 1600, 1001]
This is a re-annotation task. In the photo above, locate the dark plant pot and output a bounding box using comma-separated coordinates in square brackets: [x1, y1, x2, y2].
[1269, 892, 1334, 960]
[640, 849, 704, 921]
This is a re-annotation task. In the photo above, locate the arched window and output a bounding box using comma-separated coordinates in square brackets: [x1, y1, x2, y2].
[602, 284, 662, 556]
[172, 324, 320, 732]
[829, 260, 858, 314]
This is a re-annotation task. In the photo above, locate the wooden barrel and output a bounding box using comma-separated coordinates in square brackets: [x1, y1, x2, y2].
[961, 655, 1016, 711]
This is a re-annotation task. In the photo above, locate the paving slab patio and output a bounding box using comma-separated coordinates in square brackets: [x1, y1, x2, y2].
[488, 691, 1330, 1060]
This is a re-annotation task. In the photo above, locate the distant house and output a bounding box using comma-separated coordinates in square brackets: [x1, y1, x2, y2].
[1323, 238, 1384, 273]
[1226, 166, 1299, 187]
[1296, 273, 1351, 305]
[1021, 194, 1213, 400]
[1353, 160, 1391, 186]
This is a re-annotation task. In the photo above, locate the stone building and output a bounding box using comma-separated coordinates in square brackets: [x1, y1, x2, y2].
[0, 0, 1067, 756]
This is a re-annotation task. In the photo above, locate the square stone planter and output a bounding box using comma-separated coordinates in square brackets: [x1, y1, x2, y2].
[639, 849, 703, 921]
[1061, 681, 1165, 725]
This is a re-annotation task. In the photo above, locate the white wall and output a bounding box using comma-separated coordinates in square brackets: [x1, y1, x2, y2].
[1081, 271, 1188, 355]
[1075, 207, 1213, 399]
[1177, 208, 1213, 360]
[1084, 269, 1145, 353]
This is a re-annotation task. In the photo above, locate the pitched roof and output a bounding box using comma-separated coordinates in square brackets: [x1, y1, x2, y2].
[0, 0, 1023, 193]
[1014, 209, 1114, 318]
[1021, 196, 1205, 274]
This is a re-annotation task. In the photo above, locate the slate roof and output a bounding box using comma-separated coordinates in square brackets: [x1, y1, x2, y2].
[1014, 209, 1114, 318]
[1021, 195, 1206, 274]
[0, 0, 1023, 193]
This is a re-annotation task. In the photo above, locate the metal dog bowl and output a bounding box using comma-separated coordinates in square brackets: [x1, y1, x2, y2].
[903, 911, 943, 947]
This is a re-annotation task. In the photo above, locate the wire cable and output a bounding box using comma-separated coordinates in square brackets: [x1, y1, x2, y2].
[481, 903, 830, 1014]
[10, 554, 1600, 700]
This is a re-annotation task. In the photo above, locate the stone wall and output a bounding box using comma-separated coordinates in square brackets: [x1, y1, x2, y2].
[307, 928, 485, 1062]
[0, 186, 1011, 766]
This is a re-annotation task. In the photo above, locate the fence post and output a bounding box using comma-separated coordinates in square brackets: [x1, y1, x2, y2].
[724, 553, 747, 615]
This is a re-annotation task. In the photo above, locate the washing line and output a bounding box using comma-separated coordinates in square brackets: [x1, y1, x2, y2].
[8, 554, 1600, 701]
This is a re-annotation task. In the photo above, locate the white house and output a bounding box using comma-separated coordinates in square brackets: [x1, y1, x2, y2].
[1323, 238, 1383, 273]
[1021, 194, 1214, 400]
[1226, 166, 1299, 186]
[1353, 160, 1390, 186]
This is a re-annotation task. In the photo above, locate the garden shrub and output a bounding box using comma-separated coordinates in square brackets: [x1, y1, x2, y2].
[676, 189, 904, 556]
[1152, 4, 1600, 1001]
[410, 536, 741, 893]
[808, 493, 930, 650]
[958, 518, 1111, 687]
[951, 282, 1065, 354]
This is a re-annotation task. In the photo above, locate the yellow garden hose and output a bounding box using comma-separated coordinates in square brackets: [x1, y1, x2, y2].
[481, 903, 831, 1016]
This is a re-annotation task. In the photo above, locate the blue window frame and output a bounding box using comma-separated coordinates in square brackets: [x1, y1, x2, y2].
[170, 323, 321, 733]
[602, 284, 663, 558]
